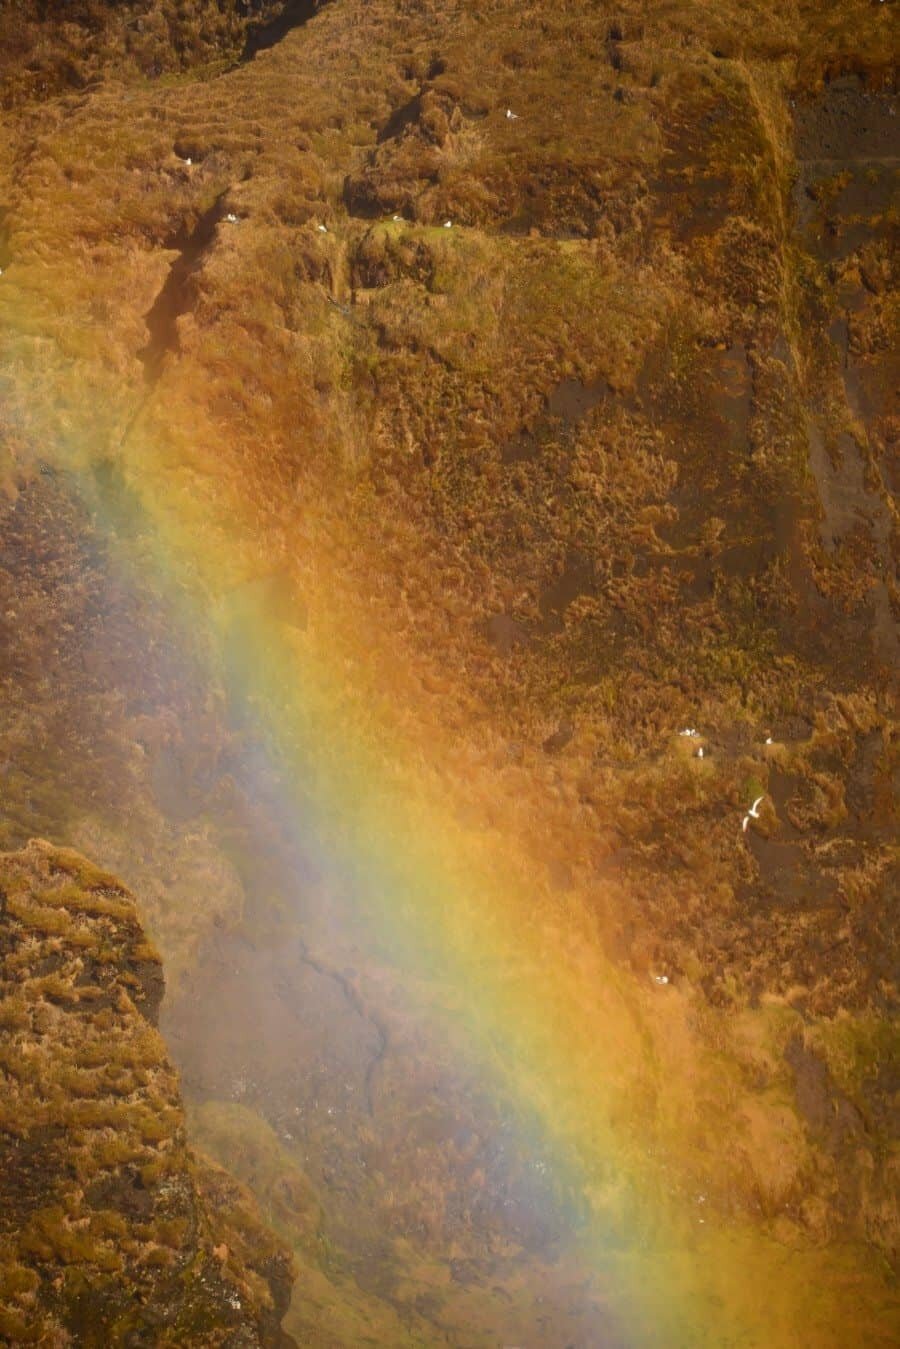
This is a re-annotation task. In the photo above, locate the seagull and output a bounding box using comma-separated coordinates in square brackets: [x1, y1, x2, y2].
[443, 220, 453, 228]
[225, 212, 238, 224]
[181, 156, 192, 166]
[317, 223, 328, 233]
[764, 735, 773, 745]
[741, 796, 765, 832]
[392, 214, 403, 221]
[506, 108, 519, 119]
[695, 746, 705, 759]
[678, 728, 698, 738]
[652, 974, 669, 985]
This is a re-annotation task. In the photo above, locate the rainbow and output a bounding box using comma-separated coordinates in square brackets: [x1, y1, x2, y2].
[1, 183, 896, 1349]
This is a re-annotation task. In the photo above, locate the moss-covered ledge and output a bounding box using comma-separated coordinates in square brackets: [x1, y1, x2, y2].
[0, 838, 296, 1347]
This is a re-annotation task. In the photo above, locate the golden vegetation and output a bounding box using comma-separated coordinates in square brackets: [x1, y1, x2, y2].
[0, 0, 896, 1344]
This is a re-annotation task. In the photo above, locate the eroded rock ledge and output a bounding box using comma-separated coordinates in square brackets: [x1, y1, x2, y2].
[0, 839, 296, 1347]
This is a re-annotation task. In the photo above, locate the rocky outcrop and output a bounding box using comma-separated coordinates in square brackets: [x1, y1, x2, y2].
[0, 839, 295, 1346]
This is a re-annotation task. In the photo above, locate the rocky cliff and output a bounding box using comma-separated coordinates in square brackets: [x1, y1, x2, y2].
[0, 0, 896, 1345]
[0, 840, 295, 1346]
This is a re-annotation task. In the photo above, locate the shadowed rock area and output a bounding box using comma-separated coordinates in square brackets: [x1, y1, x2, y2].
[0, 1, 305, 107]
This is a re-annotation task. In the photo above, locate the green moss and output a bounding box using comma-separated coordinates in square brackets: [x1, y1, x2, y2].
[20, 1208, 121, 1271]
[36, 882, 135, 922]
[0, 1306, 32, 1341]
[0, 1261, 39, 1297]
[812, 1015, 900, 1106]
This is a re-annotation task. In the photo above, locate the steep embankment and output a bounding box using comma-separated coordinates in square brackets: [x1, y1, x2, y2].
[0, 0, 896, 1345]
[0, 839, 295, 1346]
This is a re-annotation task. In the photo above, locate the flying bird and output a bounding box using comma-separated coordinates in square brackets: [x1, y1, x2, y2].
[742, 796, 765, 832]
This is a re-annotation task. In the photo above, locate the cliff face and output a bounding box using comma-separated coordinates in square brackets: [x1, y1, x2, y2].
[0, 839, 295, 1346]
[0, 0, 896, 1345]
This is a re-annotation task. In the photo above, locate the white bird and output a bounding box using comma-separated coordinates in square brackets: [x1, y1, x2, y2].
[442, 220, 453, 228]
[652, 974, 669, 985]
[695, 746, 705, 759]
[183, 156, 192, 166]
[392, 214, 403, 221]
[764, 735, 773, 745]
[506, 108, 519, 119]
[317, 223, 328, 233]
[678, 728, 698, 738]
[742, 796, 765, 832]
[225, 212, 238, 224]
